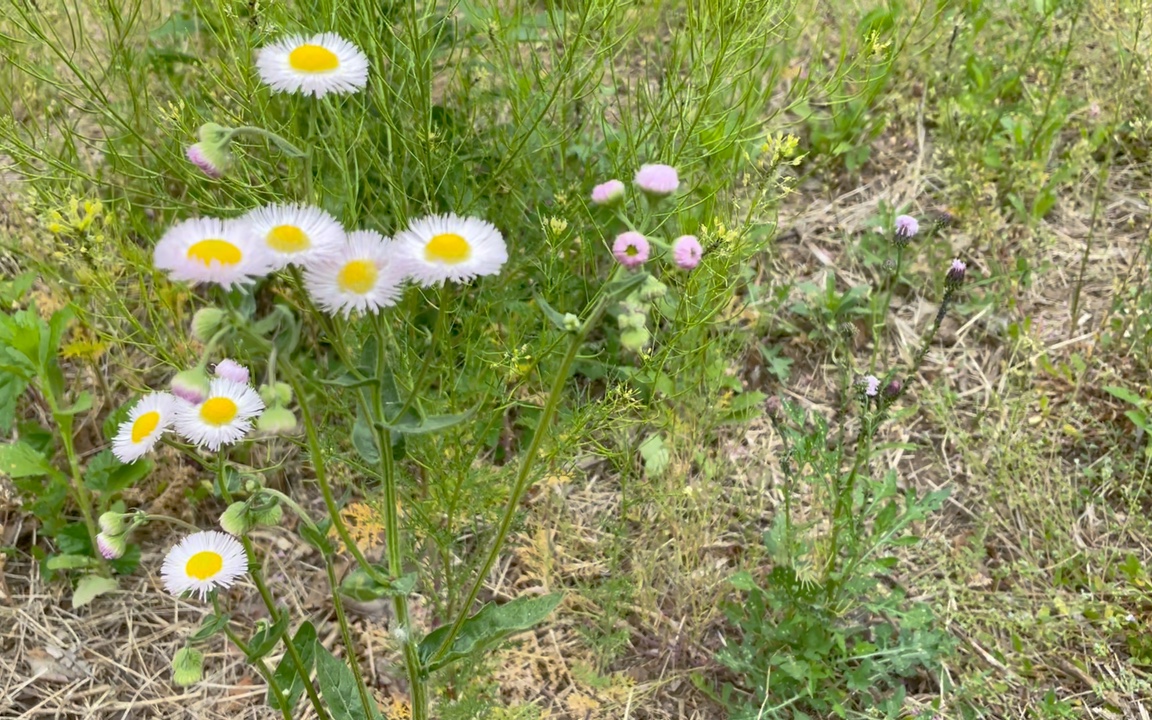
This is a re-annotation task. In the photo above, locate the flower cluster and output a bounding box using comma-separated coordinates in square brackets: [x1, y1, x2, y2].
[153, 207, 507, 317]
[111, 359, 265, 462]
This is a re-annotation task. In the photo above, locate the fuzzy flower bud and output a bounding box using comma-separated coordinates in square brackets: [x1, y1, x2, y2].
[946, 258, 967, 289]
[213, 358, 249, 385]
[590, 179, 625, 206]
[884, 378, 902, 398]
[185, 143, 232, 180]
[219, 502, 251, 537]
[170, 368, 211, 404]
[251, 502, 283, 527]
[191, 307, 226, 342]
[172, 647, 204, 687]
[861, 375, 880, 397]
[638, 275, 667, 302]
[617, 311, 647, 331]
[562, 313, 581, 332]
[894, 214, 919, 240]
[256, 405, 298, 435]
[620, 326, 651, 353]
[96, 532, 126, 560]
[98, 511, 125, 536]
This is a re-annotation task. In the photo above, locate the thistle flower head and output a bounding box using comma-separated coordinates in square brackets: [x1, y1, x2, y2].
[946, 258, 967, 288]
[861, 375, 880, 397]
[894, 214, 919, 238]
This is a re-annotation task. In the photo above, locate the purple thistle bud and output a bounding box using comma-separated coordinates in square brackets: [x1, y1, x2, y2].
[894, 215, 919, 238]
[946, 258, 967, 288]
[884, 378, 902, 398]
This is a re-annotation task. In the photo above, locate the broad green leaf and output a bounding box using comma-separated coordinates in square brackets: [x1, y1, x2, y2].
[47, 554, 98, 570]
[73, 575, 118, 608]
[57, 391, 93, 417]
[1104, 385, 1145, 407]
[638, 434, 670, 477]
[0, 442, 59, 479]
[729, 570, 758, 591]
[1126, 410, 1152, 434]
[418, 593, 563, 674]
[340, 568, 417, 602]
[0, 372, 28, 432]
[376, 408, 474, 435]
[84, 450, 153, 494]
[315, 644, 382, 720]
[247, 611, 290, 661]
[268, 622, 317, 715]
[352, 409, 380, 465]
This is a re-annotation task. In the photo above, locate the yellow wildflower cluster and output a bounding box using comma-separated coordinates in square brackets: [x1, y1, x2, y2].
[327, 501, 386, 555]
[45, 197, 104, 236]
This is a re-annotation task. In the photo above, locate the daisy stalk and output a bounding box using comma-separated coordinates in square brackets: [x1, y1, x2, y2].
[214, 454, 331, 720]
[212, 595, 294, 720]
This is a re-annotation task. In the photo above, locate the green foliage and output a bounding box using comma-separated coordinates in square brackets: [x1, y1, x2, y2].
[419, 593, 564, 674]
[268, 622, 318, 716]
[316, 644, 383, 720]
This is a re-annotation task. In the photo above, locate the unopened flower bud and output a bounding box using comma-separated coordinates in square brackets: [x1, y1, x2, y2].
[590, 179, 625, 206]
[562, 313, 581, 332]
[96, 532, 126, 560]
[191, 308, 226, 342]
[884, 378, 902, 398]
[219, 502, 251, 536]
[946, 258, 967, 289]
[172, 647, 204, 687]
[170, 368, 211, 404]
[251, 502, 283, 527]
[98, 511, 125, 535]
[256, 405, 298, 435]
[638, 275, 667, 302]
[617, 312, 647, 331]
[213, 358, 249, 385]
[620, 326, 651, 352]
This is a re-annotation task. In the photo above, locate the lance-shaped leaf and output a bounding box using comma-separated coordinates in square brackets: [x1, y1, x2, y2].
[340, 567, 417, 602]
[316, 644, 383, 720]
[247, 611, 290, 662]
[267, 621, 316, 715]
[376, 406, 475, 435]
[418, 593, 563, 674]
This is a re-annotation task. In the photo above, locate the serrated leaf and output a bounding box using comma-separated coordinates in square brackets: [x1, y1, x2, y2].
[73, 575, 118, 608]
[418, 593, 563, 674]
[340, 568, 417, 602]
[268, 622, 317, 715]
[0, 441, 59, 479]
[316, 644, 382, 720]
[638, 434, 670, 477]
[84, 450, 153, 493]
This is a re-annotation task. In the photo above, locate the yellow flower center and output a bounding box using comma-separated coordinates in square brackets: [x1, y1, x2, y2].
[425, 233, 471, 264]
[625, 245, 638, 256]
[187, 239, 242, 267]
[199, 397, 239, 426]
[288, 44, 340, 73]
[337, 259, 378, 294]
[131, 411, 161, 443]
[267, 224, 310, 253]
[185, 550, 223, 580]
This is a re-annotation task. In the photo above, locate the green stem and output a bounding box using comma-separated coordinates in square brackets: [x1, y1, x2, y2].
[371, 316, 429, 720]
[391, 283, 450, 423]
[870, 244, 905, 375]
[53, 410, 107, 573]
[214, 596, 293, 720]
[216, 456, 331, 720]
[429, 287, 615, 665]
[324, 556, 378, 720]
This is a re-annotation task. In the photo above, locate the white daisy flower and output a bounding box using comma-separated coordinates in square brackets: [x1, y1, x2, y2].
[153, 218, 273, 289]
[161, 530, 249, 601]
[174, 378, 265, 451]
[394, 213, 508, 286]
[242, 203, 345, 269]
[255, 33, 369, 98]
[303, 229, 408, 317]
[112, 392, 179, 463]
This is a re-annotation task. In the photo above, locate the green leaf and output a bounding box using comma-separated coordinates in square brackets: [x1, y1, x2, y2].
[47, 554, 98, 570]
[84, 450, 153, 494]
[268, 622, 317, 715]
[352, 409, 380, 465]
[1104, 385, 1146, 407]
[316, 644, 382, 720]
[604, 271, 650, 298]
[638, 434, 670, 477]
[418, 593, 563, 674]
[73, 575, 118, 608]
[376, 407, 475, 435]
[247, 611, 290, 662]
[729, 570, 759, 591]
[57, 391, 93, 416]
[188, 613, 231, 644]
[0, 441, 59, 479]
[340, 568, 417, 602]
[0, 371, 29, 432]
